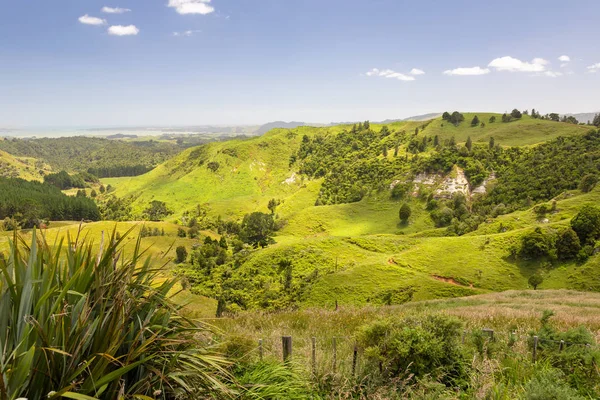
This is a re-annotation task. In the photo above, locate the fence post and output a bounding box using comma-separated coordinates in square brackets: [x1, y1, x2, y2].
[483, 328, 494, 341]
[282, 336, 292, 364]
[332, 337, 337, 374]
[559, 340, 564, 352]
[258, 339, 263, 361]
[532, 336, 539, 363]
[311, 337, 316, 376]
[352, 343, 358, 377]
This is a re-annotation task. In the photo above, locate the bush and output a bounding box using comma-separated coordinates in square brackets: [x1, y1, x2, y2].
[0, 229, 230, 399]
[579, 174, 598, 193]
[357, 314, 467, 386]
[176, 245, 188, 263]
[399, 203, 411, 223]
[524, 369, 585, 400]
[519, 228, 555, 259]
[571, 205, 600, 244]
[556, 228, 581, 260]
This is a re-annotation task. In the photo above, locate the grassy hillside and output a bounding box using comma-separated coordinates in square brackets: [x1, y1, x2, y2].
[0, 150, 49, 180]
[422, 113, 591, 146]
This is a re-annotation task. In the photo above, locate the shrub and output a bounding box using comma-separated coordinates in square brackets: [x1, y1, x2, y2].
[0, 229, 230, 399]
[571, 205, 600, 244]
[519, 228, 555, 259]
[523, 368, 585, 400]
[579, 174, 598, 193]
[357, 314, 467, 386]
[176, 245, 188, 263]
[399, 203, 411, 223]
[528, 273, 544, 290]
[556, 228, 581, 259]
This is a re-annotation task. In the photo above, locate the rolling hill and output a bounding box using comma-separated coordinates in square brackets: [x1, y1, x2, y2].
[93, 114, 600, 312]
[0, 149, 50, 180]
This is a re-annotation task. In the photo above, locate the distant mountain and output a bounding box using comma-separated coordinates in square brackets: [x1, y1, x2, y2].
[255, 121, 310, 135]
[564, 112, 599, 124]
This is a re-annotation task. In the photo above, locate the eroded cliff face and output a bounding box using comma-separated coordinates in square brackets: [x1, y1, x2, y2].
[405, 166, 495, 199]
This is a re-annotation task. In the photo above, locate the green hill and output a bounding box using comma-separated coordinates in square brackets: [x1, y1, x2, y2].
[36, 115, 600, 312]
[423, 113, 591, 146]
[0, 150, 50, 180]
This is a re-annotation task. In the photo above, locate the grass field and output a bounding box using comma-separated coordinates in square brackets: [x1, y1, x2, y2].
[422, 113, 591, 146]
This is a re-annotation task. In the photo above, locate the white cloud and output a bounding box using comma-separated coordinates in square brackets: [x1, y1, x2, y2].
[544, 71, 563, 78]
[587, 63, 600, 73]
[488, 56, 548, 72]
[410, 68, 425, 75]
[168, 0, 215, 15]
[108, 25, 140, 36]
[102, 6, 132, 14]
[173, 30, 201, 37]
[558, 55, 570, 62]
[79, 14, 107, 26]
[365, 68, 415, 81]
[443, 66, 490, 76]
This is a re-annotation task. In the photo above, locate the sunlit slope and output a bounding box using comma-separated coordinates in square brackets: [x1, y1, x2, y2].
[0, 150, 49, 180]
[103, 122, 422, 219]
[422, 113, 591, 146]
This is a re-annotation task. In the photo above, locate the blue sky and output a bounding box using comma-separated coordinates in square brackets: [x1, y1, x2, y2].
[1, 0, 599, 127]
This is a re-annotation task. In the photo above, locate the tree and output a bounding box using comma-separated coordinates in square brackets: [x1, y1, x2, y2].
[571, 205, 600, 244]
[488, 137, 495, 149]
[471, 116, 480, 127]
[278, 259, 293, 292]
[528, 274, 543, 290]
[363, 121, 370, 130]
[399, 203, 412, 223]
[177, 227, 187, 237]
[90, 189, 97, 198]
[501, 113, 512, 123]
[143, 201, 173, 221]
[465, 136, 473, 152]
[99, 185, 106, 194]
[510, 109, 522, 119]
[450, 111, 465, 126]
[549, 113, 560, 122]
[489, 116, 496, 123]
[219, 236, 228, 249]
[556, 228, 581, 260]
[519, 228, 554, 259]
[240, 212, 275, 248]
[175, 246, 188, 263]
[433, 135, 439, 147]
[382, 145, 388, 157]
[593, 113, 600, 127]
[414, 127, 419, 135]
[579, 174, 598, 193]
[442, 112, 451, 121]
[207, 161, 220, 172]
[268, 198, 279, 215]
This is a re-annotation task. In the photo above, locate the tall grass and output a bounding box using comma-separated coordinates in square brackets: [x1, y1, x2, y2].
[0, 227, 231, 399]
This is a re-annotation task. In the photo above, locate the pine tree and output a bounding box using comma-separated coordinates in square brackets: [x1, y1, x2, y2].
[471, 116, 480, 126]
[489, 137, 495, 149]
[466, 136, 472, 152]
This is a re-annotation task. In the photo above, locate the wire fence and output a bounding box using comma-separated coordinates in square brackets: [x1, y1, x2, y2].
[248, 328, 598, 378]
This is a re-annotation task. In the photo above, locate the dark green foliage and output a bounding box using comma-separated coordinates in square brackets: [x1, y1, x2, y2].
[296, 124, 409, 205]
[176, 245, 188, 263]
[556, 228, 581, 260]
[399, 203, 411, 223]
[511, 109, 522, 119]
[571, 205, 600, 244]
[358, 315, 467, 386]
[240, 212, 275, 248]
[390, 182, 411, 200]
[143, 200, 173, 221]
[480, 131, 600, 214]
[502, 113, 513, 123]
[442, 111, 451, 121]
[98, 195, 133, 221]
[44, 170, 86, 189]
[0, 177, 100, 226]
[528, 274, 543, 290]
[139, 225, 166, 237]
[465, 136, 472, 151]
[178, 227, 187, 237]
[278, 259, 293, 292]
[268, 198, 280, 215]
[430, 207, 454, 227]
[207, 161, 220, 172]
[523, 369, 586, 400]
[519, 228, 555, 260]
[0, 137, 178, 177]
[489, 116, 496, 123]
[593, 113, 600, 127]
[579, 174, 598, 193]
[471, 116, 480, 127]
[450, 111, 465, 126]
